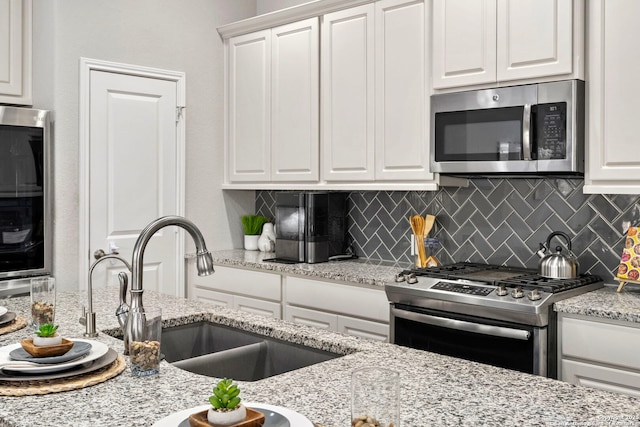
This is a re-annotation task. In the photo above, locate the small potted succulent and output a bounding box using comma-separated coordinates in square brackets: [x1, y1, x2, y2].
[21, 323, 73, 357]
[241, 215, 270, 251]
[207, 378, 245, 426]
[189, 378, 265, 427]
[33, 323, 62, 346]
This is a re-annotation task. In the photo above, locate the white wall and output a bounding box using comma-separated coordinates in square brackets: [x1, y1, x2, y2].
[257, 0, 312, 15]
[31, 0, 258, 290]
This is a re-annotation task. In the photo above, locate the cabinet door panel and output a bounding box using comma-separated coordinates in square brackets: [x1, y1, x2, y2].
[432, 0, 496, 89]
[189, 265, 281, 301]
[234, 295, 281, 319]
[271, 18, 319, 182]
[375, 0, 432, 181]
[338, 316, 388, 342]
[228, 30, 271, 182]
[0, 0, 31, 104]
[322, 4, 375, 181]
[192, 287, 233, 308]
[585, 0, 640, 193]
[285, 305, 337, 330]
[497, 0, 572, 82]
[562, 360, 640, 398]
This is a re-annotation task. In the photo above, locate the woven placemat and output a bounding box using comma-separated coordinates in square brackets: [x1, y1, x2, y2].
[0, 354, 126, 396]
[0, 316, 28, 336]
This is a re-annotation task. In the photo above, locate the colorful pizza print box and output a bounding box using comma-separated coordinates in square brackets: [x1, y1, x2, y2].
[617, 226, 640, 281]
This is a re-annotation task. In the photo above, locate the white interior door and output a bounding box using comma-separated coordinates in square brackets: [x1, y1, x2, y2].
[81, 60, 185, 297]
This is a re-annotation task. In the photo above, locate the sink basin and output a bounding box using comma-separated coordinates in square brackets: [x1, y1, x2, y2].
[112, 321, 342, 381]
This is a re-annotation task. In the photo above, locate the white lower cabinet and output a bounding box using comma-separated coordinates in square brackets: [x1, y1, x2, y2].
[189, 264, 390, 341]
[190, 265, 282, 319]
[559, 314, 640, 398]
[284, 276, 390, 342]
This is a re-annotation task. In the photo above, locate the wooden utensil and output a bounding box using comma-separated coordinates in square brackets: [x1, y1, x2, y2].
[409, 215, 427, 267]
[423, 214, 435, 238]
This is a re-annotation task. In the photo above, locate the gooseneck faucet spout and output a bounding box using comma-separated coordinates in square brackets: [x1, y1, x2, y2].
[129, 216, 215, 312]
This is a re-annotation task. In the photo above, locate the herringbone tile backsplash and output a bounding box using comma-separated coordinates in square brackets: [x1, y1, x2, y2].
[256, 178, 640, 280]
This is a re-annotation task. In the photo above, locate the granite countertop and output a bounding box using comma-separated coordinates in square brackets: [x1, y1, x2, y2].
[211, 249, 640, 324]
[1, 287, 640, 427]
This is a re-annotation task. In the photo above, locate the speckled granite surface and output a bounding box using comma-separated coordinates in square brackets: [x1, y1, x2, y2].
[214, 249, 640, 325]
[209, 249, 406, 287]
[554, 284, 640, 324]
[1, 287, 639, 427]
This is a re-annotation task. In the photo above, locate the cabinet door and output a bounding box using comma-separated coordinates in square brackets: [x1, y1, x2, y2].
[584, 0, 640, 194]
[337, 316, 389, 342]
[375, 0, 432, 181]
[284, 305, 337, 330]
[189, 265, 281, 301]
[432, 0, 496, 89]
[562, 359, 640, 398]
[0, 0, 31, 105]
[192, 287, 234, 308]
[234, 295, 281, 319]
[271, 18, 319, 182]
[322, 4, 375, 181]
[496, 0, 573, 82]
[227, 30, 271, 182]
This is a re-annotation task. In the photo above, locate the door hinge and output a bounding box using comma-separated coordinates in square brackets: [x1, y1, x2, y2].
[176, 106, 185, 122]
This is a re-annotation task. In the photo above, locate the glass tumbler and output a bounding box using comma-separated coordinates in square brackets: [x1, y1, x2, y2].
[351, 367, 400, 427]
[126, 306, 162, 376]
[30, 277, 56, 328]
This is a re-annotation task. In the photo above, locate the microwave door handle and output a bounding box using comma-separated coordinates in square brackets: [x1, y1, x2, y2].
[522, 103, 532, 161]
[391, 307, 531, 341]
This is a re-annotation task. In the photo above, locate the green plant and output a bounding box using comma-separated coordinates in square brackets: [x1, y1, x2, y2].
[34, 323, 58, 337]
[209, 378, 241, 410]
[241, 215, 270, 235]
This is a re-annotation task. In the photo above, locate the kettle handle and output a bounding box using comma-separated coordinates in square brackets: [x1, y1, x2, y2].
[546, 231, 572, 251]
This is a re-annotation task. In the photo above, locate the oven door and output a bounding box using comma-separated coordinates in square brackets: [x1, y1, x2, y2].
[391, 304, 547, 376]
[430, 84, 538, 174]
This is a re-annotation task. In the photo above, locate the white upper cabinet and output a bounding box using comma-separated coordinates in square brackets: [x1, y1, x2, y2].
[496, 0, 573, 82]
[321, 4, 375, 181]
[271, 19, 319, 182]
[227, 30, 271, 182]
[433, 0, 580, 90]
[0, 0, 32, 105]
[432, 0, 497, 88]
[323, 0, 433, 183]
[227, 18, 319, 183]
[375, 0, 432, 181]
[584, 0, 640, 194]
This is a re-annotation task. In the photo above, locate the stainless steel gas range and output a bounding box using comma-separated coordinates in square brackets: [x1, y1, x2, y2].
[385, 262, 603, 378]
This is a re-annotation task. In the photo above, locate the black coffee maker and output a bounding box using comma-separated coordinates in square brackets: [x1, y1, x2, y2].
[273, 192, 347, 264]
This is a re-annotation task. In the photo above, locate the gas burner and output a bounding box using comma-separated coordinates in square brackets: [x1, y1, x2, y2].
[497, 274, 603, 293]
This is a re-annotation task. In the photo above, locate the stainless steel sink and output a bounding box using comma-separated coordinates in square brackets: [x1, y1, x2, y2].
[113, 321, 342, 381]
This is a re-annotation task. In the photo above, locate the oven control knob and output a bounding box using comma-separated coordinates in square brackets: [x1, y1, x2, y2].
[495, 285, 508, 296]
[527, 289, 542, 301]
[511, 286, 525, 299]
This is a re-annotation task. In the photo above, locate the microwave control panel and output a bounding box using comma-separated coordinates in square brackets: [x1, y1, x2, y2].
[535, 102, 567, 160]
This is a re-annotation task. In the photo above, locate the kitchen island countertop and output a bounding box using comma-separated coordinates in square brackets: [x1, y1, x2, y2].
[1, 287, 639, 427]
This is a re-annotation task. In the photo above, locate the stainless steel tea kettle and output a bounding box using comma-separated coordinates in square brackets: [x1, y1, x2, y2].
[536, 231, 579, 279]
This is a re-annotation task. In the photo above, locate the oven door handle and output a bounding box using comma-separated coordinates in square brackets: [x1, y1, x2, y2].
[391, 307, 531, 341]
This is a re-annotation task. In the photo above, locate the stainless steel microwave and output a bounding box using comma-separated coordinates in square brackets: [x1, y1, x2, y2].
[430, 80, 585, 175]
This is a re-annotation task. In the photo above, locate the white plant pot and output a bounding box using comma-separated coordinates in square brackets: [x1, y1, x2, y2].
[244, 235, 259, 251]
[33, 334, 62, 346]
[207, 405, 246, 426]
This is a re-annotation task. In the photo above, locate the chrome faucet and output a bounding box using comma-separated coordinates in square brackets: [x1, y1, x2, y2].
[82, 252, 132, 338]
[81, 216, 214, 343]
[125, 216, 215, 351]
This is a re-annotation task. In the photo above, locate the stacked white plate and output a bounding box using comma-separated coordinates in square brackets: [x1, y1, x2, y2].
[0, 339, 117, 381]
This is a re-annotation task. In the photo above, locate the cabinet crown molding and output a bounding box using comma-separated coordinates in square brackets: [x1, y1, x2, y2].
[217, 0, 374, 39]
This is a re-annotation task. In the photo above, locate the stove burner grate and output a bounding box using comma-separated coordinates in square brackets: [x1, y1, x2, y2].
[496, 274, 603, 293]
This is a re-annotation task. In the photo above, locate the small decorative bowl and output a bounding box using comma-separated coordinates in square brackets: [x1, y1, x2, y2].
[188, 407, 265, 427]
[20, 338, 74, 357]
